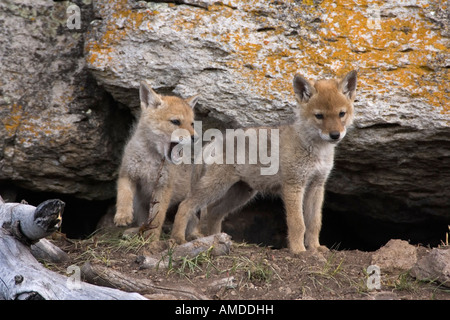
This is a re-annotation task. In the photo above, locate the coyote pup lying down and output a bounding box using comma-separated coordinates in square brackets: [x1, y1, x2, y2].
[171, 71, 357, 254]
[113, 81, 200, 240]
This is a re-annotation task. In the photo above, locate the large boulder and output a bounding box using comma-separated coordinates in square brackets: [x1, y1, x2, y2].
[0, 0, 448, 239]
[0, 0, 131, 200]
[84, 0, 450, 224]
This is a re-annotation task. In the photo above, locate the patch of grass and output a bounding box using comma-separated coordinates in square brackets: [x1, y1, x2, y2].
[322, 252, 345, 278]
[78, 246, 113, 266]
[244, 257, 274, 283]
[305, 252, 364, 298]
[95, 229, 154, 253]
[414, 276, 450, 299]
[115, 232, 155, 254]
[162, 245, 218, 279]
[225, 254, 281, 284]
[71, 228, 155, 265]
[158, 241, 177, 271]
[430, 282, 450, 299]
[391, 272, 419, 293]
[176, 246, 217, 276]
[308, 252, 345, 280]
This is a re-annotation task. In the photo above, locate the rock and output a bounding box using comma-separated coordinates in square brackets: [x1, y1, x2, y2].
[0, 0, 131, 200]
[208, 276, 237, 291]
[138, 233, 232, 269]
[410, 248, 450, 288]
[85, 0, 450, 225]
[371, 239, 417, 272]
[0, 0, 449, 236]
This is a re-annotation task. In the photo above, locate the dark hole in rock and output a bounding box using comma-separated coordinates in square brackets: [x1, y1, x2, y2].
[221, 195, 449, 251]
[1, 185, 448, 251]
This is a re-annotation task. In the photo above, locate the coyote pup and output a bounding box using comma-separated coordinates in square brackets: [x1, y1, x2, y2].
[171, 71, 357, 254]
[113, 81, 199, 239]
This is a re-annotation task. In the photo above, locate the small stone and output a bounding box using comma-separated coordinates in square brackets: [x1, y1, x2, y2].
[410, 248, 450, 288]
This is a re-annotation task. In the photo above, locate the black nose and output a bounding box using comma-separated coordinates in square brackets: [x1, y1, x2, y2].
[191, 135, 198, 142]
[329, 132, 340, 140]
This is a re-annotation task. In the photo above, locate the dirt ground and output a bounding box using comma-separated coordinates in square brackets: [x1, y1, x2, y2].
[47, 228, 450, 301]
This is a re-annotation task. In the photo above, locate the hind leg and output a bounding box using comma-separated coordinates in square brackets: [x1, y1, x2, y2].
[204, 181, 257, 235]
[171, 167, 239, 244]
[185, 212, 202, 241]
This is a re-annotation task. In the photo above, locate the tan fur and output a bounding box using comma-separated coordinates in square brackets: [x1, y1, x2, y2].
[171, 71, 357, 254]
[113, 81, 200, 240]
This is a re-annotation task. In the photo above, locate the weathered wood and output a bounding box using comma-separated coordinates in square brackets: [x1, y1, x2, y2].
[138, 233, 232, 269]
[0, 196, 68, 262]
[0, 198, 146, 300]
[30, 238, 69, 263]
[0, 229, 146, 300]
[81, 262, 208, 300]
[0, 197, 64, 243]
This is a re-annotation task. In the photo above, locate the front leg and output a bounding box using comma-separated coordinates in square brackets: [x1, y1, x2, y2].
[282, 183, 306, 254]
[114, 175, 136, 226]
[303, 179, 326, 250]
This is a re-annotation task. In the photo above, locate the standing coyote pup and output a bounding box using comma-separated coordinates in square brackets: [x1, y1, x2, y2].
[171, 70, 357, 254]
[114, 81, 199, 239]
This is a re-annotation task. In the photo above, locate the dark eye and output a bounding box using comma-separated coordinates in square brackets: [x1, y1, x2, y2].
[315, 114, 324, 120]
[170, 119, 181, 126]
[339, 111, 346, 118]
[191, 122, 194, 127]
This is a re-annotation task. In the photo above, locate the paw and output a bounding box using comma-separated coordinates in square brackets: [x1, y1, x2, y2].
[148, 240, 169, 252]
[289, 244, 306, 255]
[306, 242, 329, 253]
[114, 210, 133, 226]
[171, 233, 187, 245]
[122, 227, 140, 238]
[186, 231, 204, 242]
[315, 245, 329, 253]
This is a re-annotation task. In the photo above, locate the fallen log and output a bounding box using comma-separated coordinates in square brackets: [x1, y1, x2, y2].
[81, 262, 209, 300]
[0, 196, 146, 300]
[0, 197, 64, 244]
[0, 196, 69, 263]
[30, 238, 69, 263]
[137, 233, 232, 270]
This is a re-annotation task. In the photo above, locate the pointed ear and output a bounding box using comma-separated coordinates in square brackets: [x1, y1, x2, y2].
[339, 70, 357, 101]
[185, 94, 200, 109]
[140, 81, 162, 109]
[293, 74, 316, 104]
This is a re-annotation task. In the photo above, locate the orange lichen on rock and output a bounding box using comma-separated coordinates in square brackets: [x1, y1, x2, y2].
[2, 101, 76, 148]
[85, 0, 149, 69]
[317, 0, 449, 112]
[3, 103, 23, 137]
[87, 0, 448, 112]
